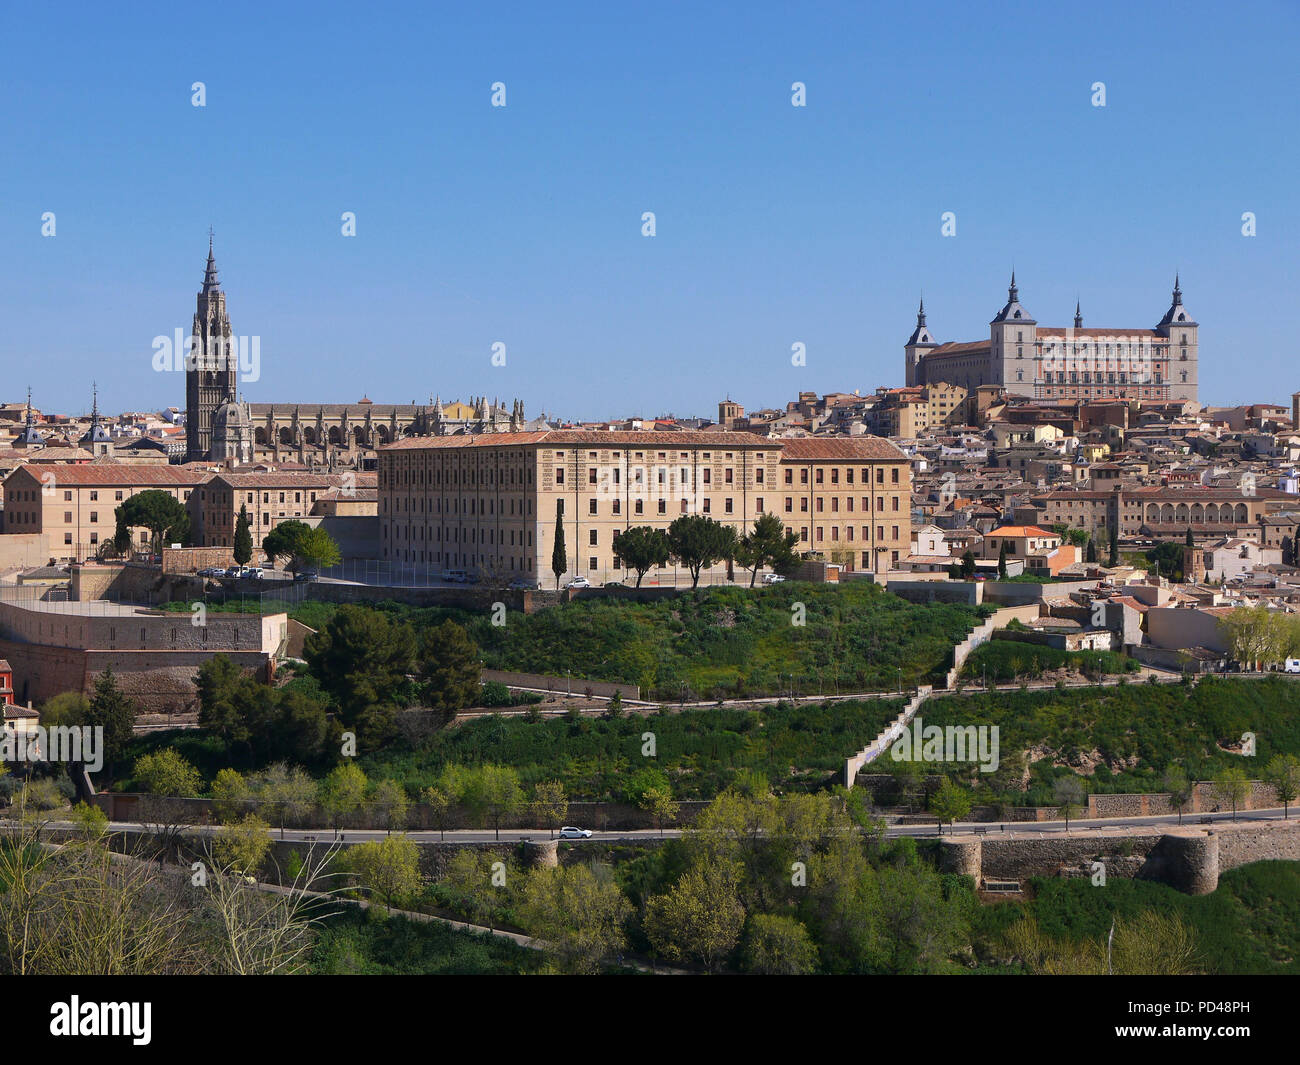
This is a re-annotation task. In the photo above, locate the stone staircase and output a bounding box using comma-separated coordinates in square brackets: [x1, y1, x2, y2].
[845, 684, 933, 788]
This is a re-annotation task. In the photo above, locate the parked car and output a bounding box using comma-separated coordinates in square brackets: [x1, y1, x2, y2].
[566, 576, 592, 589]
[1286, 658, 1300, 674]
[509, 577, 541, 590]
[604, 580, 624, 588]
[557, 826, 592, 839]
[293, 570, 318, 582]
[761, 573, 786, 585]
[443, 569, 469, 584]
[224, 566, 242, 578]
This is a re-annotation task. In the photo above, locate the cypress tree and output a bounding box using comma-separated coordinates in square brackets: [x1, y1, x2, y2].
[551, 501, 567, 588]
[234, 504, 253, 566]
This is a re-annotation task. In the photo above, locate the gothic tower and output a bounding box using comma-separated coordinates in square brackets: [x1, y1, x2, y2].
[185, 234, 238, 461]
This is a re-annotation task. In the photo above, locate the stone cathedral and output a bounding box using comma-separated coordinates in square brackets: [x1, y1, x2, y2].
[183, 240, 542, 467]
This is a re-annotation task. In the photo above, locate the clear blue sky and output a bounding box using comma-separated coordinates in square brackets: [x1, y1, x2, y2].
[2, 0, 1297, 421]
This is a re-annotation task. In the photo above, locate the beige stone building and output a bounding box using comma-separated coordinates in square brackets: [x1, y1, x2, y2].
[187, 470, 378, 554]
[1, 465, 207, 562]
[872, 382, 969, 437]
[379, 431, 912, 583]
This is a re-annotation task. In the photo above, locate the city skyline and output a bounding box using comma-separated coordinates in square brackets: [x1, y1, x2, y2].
[2, 1, 1297, 418]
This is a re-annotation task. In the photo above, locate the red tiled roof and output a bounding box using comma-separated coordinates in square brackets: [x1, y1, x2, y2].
[4, 464, 207, 486]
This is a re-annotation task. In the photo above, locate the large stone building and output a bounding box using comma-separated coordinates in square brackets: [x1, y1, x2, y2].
[1, 464, 207, 562]
[379, 430, 912, 583]
[1029, 484, 1294, 541]
[905, 276, 1198, 404]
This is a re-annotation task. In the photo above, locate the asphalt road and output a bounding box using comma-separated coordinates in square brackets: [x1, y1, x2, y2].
[25, 804, 1294, 845]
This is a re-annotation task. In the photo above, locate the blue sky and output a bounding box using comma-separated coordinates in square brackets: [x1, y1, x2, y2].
[2, 0, 1297, 421]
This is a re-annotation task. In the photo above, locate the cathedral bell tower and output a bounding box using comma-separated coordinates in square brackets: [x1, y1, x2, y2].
[185, 233, 238, 461]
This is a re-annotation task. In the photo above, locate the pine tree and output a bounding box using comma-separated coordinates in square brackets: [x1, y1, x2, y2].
[234, 504, 253, 566]
[997, 542, 1007, 578]
[1107, 527, 1119, 567]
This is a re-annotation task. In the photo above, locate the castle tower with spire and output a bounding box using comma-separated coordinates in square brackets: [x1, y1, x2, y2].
[904, 297, 940, 387]
[185, 233, 239, 461]
[1155, 274, 1198, 402]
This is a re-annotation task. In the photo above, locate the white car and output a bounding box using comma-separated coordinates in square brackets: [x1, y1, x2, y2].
[557, 826, 592, 839]
[566, 576, 592, 589]
[1285, 658, 1300, 674]
[762, 573, 787, 585]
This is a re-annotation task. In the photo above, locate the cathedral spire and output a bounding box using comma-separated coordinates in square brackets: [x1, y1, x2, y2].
[1008, 270, 1018, 302]
[1074, 299, 1082, 330]
[917, 295, 927, 328]
[202, 230, 221, 294]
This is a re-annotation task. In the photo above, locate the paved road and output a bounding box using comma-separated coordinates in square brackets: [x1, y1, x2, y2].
[25, 804, 1295, 846]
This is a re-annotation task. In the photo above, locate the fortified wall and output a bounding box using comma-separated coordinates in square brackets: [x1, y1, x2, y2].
[939, 817, 1300, 895]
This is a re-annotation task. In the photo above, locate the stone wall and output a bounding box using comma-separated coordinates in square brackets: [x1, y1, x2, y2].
[481, 668, 640, 701]
[162, 546, 234, 575]
[950, 818, 1300, 895]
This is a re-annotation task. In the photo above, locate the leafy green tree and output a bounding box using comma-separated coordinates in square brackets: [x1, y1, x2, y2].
[1213, 766, 1251, 821]
[133, 748, 202, 796]
[370, 779, 410, 834]
[532, 780, 569, 838]
[421, 785, 454, 841]
[212, 814, 272, 875]
[69, 801, 109, 841]
[114, 489, 189, 552]
[929, 778, 972, 836]
[1264, 754, 1300, 819]
[551, 501, 567, 589]
[639, 786, 680, 838]
[40, 691, 89, 727]
[295, 526, 341, 572]
[614, 526, 670, 587]
[960, 551, 976, 578]
[875, 861, 967, 974]
[735, 512, 800, 586]
[1185, 527, 1195, 548]
[233, 504, 253, 566]
[262, 520, 312, 570]
[1162, 764, 1193, 825]
[83, 667, 139, 775]
[644, 858, 746, 971]
[740, 913, 819, 974]
[304, 606, 416, 726]
[518, 863, 632, 974]
[1053, 776, 1086, 831]
[667, 514, 738, 588]
[211, 768, 251, 823]
[319, 763, 368, 832]
[348, 834, 421, 909]
[196, 655, 273, 750]
[417, 620, 481, 716]
[1085, 536, 1097, 563]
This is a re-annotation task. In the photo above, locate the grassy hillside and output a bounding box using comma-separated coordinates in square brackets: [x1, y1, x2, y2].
[972, 861, 1300, 974]
[358, 697, 904, 800]
[919, 675, 1300, 802]
[310, 907, 542, 974]
[268, 582, 989, 698]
